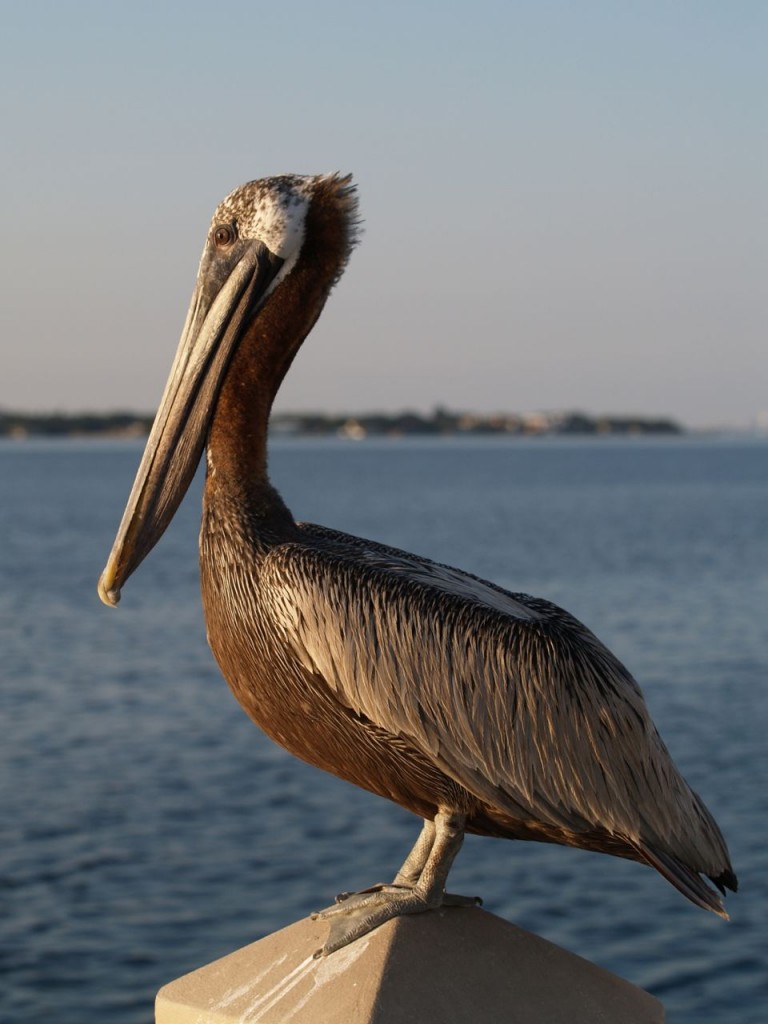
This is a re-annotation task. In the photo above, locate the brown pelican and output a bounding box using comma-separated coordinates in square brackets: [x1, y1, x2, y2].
[98, 173, 736, 956]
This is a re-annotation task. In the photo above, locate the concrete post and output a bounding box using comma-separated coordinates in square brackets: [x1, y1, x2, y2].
[155, 907, 664, 1023]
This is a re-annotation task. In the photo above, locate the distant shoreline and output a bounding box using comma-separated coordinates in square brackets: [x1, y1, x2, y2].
[0, 408, 685, 440]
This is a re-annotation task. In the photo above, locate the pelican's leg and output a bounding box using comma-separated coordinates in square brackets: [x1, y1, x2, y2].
[313, 811, 479, 957]
[336, 817, 436, 895]
[393, 818, 480, 907]
[333, 818, 436, 903]
[393, 818, 436, 886]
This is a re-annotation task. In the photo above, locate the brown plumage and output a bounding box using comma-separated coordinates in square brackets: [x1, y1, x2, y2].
[99, 173, 736, 954]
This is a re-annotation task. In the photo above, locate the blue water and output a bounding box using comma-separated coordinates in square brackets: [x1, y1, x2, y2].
[1, 436, 766, 1022]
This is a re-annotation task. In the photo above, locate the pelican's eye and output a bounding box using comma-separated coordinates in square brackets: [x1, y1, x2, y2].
[212, 223, 237, 249]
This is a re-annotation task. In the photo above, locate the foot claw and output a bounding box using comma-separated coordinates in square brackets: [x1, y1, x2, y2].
[335, 882, 390, 903]
[442, 892, 482, 907]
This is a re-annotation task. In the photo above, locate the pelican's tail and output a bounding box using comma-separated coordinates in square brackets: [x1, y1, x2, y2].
[639, 842, 738, 920]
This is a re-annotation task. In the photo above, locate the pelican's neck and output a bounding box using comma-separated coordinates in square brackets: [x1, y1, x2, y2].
[205, 179, 354, 518]
[204, 280, 319, 522]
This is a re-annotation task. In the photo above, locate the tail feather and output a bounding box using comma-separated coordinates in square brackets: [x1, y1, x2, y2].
[712, 866, 738, 895]
[639, 843, 735, 920]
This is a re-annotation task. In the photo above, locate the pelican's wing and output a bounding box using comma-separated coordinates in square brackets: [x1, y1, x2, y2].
[265, 527, 730, 878]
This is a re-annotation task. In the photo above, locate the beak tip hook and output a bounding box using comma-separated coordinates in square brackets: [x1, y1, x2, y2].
[97, 570, 122, 608]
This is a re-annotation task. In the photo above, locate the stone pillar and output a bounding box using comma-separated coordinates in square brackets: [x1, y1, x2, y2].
[156, 906, 664, 1023]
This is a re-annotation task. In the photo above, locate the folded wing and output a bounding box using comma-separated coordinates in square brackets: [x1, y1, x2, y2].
[265, 526, 732, 889]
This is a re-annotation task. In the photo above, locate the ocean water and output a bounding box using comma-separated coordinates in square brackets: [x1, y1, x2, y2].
[1, 436, 766, 1023]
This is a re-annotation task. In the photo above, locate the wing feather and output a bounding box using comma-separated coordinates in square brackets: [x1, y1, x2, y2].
[265, 527, 730, 874]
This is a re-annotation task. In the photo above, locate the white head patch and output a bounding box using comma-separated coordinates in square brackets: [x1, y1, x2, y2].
[202, 172, 359, 300]
[213, 174, 320, 278]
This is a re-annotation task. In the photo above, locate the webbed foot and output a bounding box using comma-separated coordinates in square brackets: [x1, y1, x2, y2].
[312, 886, 439, 957]
[311, 811, 480, 956]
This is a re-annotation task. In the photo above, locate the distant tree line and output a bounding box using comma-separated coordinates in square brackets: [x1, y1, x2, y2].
[0, 407, 683, 439]
[271, 408, 683, 438]
[0, 411, 153, 438]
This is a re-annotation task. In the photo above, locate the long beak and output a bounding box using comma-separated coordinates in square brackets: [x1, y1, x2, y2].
[98, 241, 283, 607]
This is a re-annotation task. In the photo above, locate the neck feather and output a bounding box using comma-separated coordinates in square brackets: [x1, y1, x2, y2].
[205, 178, 357, 508]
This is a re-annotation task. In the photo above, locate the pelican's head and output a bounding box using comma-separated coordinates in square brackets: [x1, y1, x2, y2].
[98, 173, 358, 607]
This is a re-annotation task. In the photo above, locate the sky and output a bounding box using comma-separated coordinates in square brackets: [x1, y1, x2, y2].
[1, 1, 765, 428]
